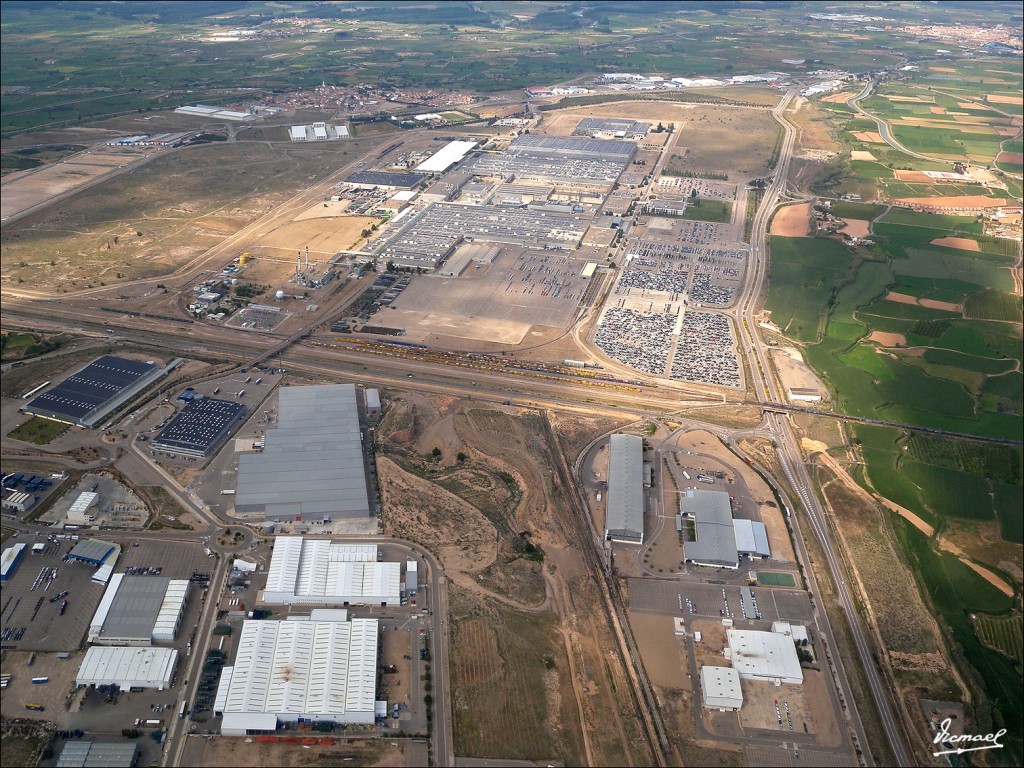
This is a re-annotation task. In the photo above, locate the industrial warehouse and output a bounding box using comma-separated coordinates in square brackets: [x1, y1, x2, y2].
[21, 355, 172, 428]
[214, 614, 379, 735]
[343, 171, 427, 190]
[605, 434, 645, 544]
[88, 574, 190, 645]
[75, 646, 179, 691]
[700, 665, 743, 711]
[234, 384, 372, 521]
[678, 489, 770, 569]
[725, 628, 804, 685]
[151, 397, 247, 457]
[261, 538, 401, 606]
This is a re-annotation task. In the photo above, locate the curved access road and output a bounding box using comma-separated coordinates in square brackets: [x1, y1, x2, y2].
[847, 80, 950, 164]
[736, 88, 913, 767]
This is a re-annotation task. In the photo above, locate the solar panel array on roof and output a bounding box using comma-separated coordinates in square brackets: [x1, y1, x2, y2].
[151, 397, 247, 457]
[23, 355, 162, 427]
[509, 135, 637, 159]
[344, 171, 427, 189]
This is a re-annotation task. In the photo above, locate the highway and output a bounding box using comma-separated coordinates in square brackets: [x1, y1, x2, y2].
[735, 88, 912, 767]
[0, 88, 918, 767]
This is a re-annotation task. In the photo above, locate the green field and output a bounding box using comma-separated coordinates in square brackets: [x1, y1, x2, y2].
[765, 236, 855, 342]
[897, 522, 1021, 766]
[669, 199, 732, 223]
[756, 571, 796, 587]
[973, 612, 1024, 668]
[828, 201, 886, 220]
[7, 416, 69, 445]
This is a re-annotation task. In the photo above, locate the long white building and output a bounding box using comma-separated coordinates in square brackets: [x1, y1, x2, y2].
[605, 434, 644, 543]
[214, 616, 378, 735]
[262, 538, 400, 606]
[76, 646, 178, 691]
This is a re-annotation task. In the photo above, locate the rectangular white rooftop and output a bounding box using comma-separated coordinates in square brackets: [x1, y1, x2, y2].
[263, 538, 398, 605]
[416, 140, 477, 173]
[76, 646, 178, 691]
[727, 629, 804, 685]
[217, 618, 378, 731]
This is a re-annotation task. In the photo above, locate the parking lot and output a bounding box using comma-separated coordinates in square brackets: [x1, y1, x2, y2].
[655, 177, 737, 201]
[0, 536, 106, 651]
[627, 579, 814, 625]
[670, 310, 741, 387]
[116, 539, 211, 581]
[390, 246, 592, 334]
[595, 307, 676, 375]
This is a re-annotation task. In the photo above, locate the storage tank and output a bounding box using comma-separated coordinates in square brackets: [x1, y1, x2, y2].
[275, 290, 286, 300]
[238, 253, 249, 266]
[230, 278, 239, 286]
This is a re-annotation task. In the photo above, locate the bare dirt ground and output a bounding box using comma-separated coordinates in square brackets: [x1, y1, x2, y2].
[820, 92, 858, 104]
[849, 150, 876, 160]
[293, 200, 352, 219]
[997, 150, 1024, 164]
[839, 218, 870, 238]
[850, 131, 885, 143]
[931, 236, 980, 251]
[375, 393, 651, 765]
[1, 145, 160, 221]
[884, 291, 961, 313]
[770, 203, 812, 237]
[895, 195, 1007, 208]
[247, 215, 377, 261]
[987, 94, 1024, 105]
[866, 331, 907, 347]
[188, 736, 404, 767]
[770, 347, 829, 398]
[628, 611, 687, 689]
[556, 102, 780, 177]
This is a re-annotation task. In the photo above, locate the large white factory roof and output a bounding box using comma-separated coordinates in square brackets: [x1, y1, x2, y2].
[76, 646, 178, 691]
[726, 629, 804, 685]
[605, 434, 644, 543]
[215, 617, 379, 732]
[263, 538, 399, 605]
[416, 140, 477, 173]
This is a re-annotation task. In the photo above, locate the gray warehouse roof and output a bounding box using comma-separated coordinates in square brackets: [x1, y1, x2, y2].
[234, 384, 370, 520]
[57, 741, 138, 768]
[605, 434, 644, 543]
[67, 539, 116, 566]
[681, 489, 738, 568]
[99, 576, 170, 641]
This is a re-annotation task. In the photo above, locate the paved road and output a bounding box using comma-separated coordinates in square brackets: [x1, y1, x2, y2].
[847, 80, 948, 164]
[736, 88, 912, 767]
